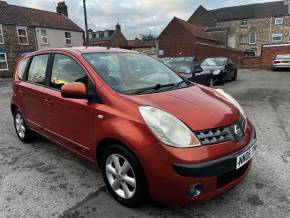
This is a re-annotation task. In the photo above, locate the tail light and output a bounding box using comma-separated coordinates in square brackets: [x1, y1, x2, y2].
[273, 60, 280, 64]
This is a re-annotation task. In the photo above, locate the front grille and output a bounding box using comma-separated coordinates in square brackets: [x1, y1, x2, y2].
[216, 162, 249, 188]
[194, 116, 246, 145]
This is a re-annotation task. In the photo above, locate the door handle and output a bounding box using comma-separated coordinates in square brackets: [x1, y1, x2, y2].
[44, 98, 53, 105]
[18, 90, 25, 96]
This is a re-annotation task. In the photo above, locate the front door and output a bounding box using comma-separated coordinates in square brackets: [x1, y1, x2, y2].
[43, 53, 96, 157]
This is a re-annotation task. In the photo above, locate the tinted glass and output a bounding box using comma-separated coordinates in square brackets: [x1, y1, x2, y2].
[201, 58, 226, 66]
[51, 54, 87, 90]
[84, 52, 183, 94]
[27, 54, 49, 84]
[18, 58, 29, 80]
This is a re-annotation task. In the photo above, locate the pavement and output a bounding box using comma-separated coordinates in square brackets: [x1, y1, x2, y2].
[0, 69, 289, 218]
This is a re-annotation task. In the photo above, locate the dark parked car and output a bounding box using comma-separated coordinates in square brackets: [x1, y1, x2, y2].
[165, 58, 214, 88]
[201, 57, 237, 85]
[272, 54, 290, 70]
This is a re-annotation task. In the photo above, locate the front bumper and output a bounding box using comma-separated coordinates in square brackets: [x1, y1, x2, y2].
[172, 128, 257, 177]
[136, 121, 256, 205]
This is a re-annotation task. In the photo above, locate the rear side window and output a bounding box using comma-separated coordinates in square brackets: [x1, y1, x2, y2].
[27, 54, 49, 85]
[18, 58, 29, 80]
[50, 54, 87, 90]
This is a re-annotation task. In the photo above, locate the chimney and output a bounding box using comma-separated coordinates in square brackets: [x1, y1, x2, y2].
[57, 1, 68, 17]
[116, 23, 121, 32]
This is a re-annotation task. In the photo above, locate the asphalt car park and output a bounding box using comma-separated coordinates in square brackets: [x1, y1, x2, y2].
[0, 69, 289, 217]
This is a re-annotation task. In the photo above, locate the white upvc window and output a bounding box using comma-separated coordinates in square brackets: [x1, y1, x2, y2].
[0, 24, 4, 44]
[239, 35, 248, 44]
[65, 32, 72, 46]
[41, 29, 48, 44]
[17, 26, 29, 45]
[249, 32, 256, 44]
[272, 33, 283, 43]
[275, 18, 284, 25]
[0, 53, 8, 71]
[240, 20, 248, 27]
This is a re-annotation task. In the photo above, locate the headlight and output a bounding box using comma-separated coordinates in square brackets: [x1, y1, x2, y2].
[215, 89, 246, 118]
[213, 70, 221, 75]
[139, 106, 201, 148]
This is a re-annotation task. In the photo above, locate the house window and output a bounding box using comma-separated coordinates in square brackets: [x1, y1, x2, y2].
[0, 24, 4, 44]
[239, 35, 248, 44]
[240, 20, 248, 27]
[65, 32, 72, 46]
[41, 29, 48, 44]
[249, 32, 256, 44]
[17, 26, 28, 45]
[275, 18, 284, 25]
[0, 53, 8, 71]
[272, 34, 283, 43]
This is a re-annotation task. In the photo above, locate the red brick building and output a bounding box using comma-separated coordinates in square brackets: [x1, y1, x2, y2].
[158, 17, 243, 64]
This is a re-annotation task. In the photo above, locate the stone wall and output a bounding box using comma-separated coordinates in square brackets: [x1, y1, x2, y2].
[217, 15, 290, 56]
[0, 24, 36, 78]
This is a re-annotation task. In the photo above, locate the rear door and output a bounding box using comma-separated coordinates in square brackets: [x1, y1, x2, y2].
[43, 53, 96, 156]
[19, 53, 50, 131]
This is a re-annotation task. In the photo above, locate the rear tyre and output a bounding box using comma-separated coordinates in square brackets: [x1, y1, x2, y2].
[271, 67, 276, 71]
[13, 109, 35, 143]
[101, 144, 148, 207]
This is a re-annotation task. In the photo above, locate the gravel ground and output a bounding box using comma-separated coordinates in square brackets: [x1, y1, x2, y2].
[0, 69, 289, 218]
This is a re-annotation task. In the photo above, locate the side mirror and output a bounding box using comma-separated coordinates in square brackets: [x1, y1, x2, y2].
[61, 82, 88, 99]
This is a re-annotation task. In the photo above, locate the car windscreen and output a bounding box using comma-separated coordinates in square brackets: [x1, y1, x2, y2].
[166, 61, 192, 74]
[201, 58, 226, 66]
[83, 52, 184, 94]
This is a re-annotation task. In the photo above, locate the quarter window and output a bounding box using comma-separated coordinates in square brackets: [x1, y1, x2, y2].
[249, 32, 256, 44]
[0, 24, 4, 44]
[0, 53, 8, 71]
[275, 18, 284, 25]
[272, 34, 283, 43]
[27, 54, 49, 84]
[41, 29, 48, 44]
[50, 54, 87, 90]
[18, 58, 29, 80]
[17, 26, 29, 45]
[65, 32, 72, 46]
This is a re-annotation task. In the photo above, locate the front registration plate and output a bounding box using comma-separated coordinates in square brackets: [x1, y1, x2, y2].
[236, 142, 257, 169]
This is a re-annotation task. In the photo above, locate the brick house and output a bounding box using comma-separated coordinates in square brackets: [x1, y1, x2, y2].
[188, 1, 290, 56]
[89, 23, 128, 48]
[0, 1, 83, 78]
[158, 17, 243, 64]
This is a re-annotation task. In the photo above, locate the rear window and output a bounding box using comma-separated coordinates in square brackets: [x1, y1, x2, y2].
[18, 58, 29, 80]
[276, 55, 290, 60]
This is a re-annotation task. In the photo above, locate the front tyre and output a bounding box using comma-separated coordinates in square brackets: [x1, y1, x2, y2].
[101, 144, 148, 207]
[13, 109, 35, 143]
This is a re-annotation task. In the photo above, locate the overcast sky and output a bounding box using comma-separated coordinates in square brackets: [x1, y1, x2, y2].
[7, 0, 281, 39]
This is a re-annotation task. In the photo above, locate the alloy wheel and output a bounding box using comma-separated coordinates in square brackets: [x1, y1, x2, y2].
[209, 78, 214, 88]
[105, 154, 136, 199]
[15, 113, 26, 139]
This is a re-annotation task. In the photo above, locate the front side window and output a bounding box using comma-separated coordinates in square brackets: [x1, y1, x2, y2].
[275, 18, 284, 25]
[249, 32, 256, 44]
[84, 53, 183, 94]
[65, 32, 72, 45]
[27, 54, 49, 84]
[17, 26, 29, 45]
[0, 24, 4, 44]
[50, 54, 87, 90]
[166, 61, 192, 74]
[41, 29, 48, 44]
[272, 33, 283, 43]
[18, 58, 29, 80]
[0, 53, 8, 71]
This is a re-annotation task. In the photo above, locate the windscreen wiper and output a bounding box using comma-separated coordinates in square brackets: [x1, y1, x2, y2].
[134, 83, 175, 94]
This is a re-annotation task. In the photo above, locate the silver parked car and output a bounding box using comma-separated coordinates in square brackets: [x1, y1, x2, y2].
[272, 54, 290, 70]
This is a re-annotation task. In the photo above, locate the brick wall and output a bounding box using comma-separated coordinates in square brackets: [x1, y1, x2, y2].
[241, 44, 290, 69]
[0, 24, 36, 78]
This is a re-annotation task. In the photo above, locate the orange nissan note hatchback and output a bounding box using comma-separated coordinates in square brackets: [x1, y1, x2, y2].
[11, 47, 257, 207]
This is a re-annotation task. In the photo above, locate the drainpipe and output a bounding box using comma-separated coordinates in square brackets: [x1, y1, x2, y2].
[269, 17, 272, 44]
